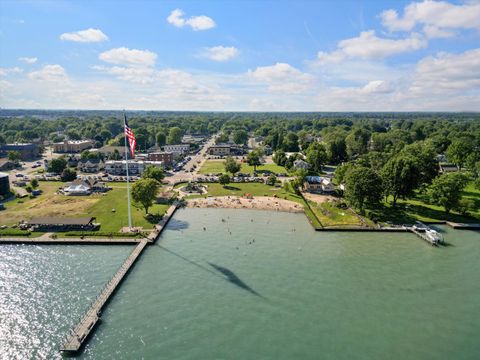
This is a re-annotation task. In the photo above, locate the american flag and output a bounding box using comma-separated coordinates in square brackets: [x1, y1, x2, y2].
[124, 114, 136, 158]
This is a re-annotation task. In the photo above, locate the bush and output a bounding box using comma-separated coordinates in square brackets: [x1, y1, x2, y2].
[0, 229, 32, 236]
[64, 231, 146, 238]
[456, 198, 476, 216]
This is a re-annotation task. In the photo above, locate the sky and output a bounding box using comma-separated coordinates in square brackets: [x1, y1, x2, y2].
[0, 0, 479, 111]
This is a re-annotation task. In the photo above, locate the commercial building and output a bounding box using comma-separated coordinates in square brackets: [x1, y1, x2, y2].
[163, 144, 190, 156]
[208, 144, 245, 156]
[147, 152, 173, 165]
[94, 146, 132, 159]
[105, 160, 163, 176]
[52, 140, 95, 153]
[0, 172, 10, 196]
[0, 143, 39, 160]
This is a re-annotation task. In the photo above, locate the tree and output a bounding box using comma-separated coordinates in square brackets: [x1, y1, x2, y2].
[344, 167, 383, 210]
[428, 173, 469, 214]
[305, 142, 327, 174]
[25, 185, 33, 193]
[156, 132, 166, 147]
[273, 150, 287, 166]
[141, 166, 165, 182]
[131, 178, 160, 214]
[447, 139, 474, 169]
[60, 168, 77, 182]
[247, 150, 261, 172]
[345, 128, 370, 159]
[215, 132, 229, 144]
[232, 129, 248, 145]
[48, 158, 67, 174]
[381, 155, 419, 206]
[30, 179, 39, 189]
[266, 174, 277, 186]
[167, 127, 183, 144]
[291, 169, 308, 194]
[219, 174, 230, 187]
[224, 156, 241, 175]
[7, 151, 21, 164]
[333, 162, 354, 185]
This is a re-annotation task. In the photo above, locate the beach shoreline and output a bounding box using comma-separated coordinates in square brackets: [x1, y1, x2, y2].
[186, 196, 304, 213]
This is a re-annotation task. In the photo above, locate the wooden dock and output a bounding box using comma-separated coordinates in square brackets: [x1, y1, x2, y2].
[60, 239, 148, 352]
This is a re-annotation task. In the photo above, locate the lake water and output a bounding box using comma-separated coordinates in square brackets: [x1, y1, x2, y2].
[1, 208, 479, 359]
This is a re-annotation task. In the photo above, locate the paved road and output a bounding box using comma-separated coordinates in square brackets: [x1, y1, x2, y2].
[166, 135, 217, 184]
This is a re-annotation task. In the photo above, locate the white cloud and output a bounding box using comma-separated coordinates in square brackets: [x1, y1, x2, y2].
[92, 65, 156, 84]
[380, 1, 480, 35]
[422, 24, 455, 39]
[60, 28, 109, 42]
[18, 57, 37, 64]
[200, 46, 238, 61]
[410, 48, 480, 94]
[167, 8, 216, 31]
[361, 80, 393, 94]
[249, 62, 313, 93]
[28, 64, 68, 82]
[317, 30, 427, 63]
[99, 47, 157, 67]
[0, 67, 23, 76]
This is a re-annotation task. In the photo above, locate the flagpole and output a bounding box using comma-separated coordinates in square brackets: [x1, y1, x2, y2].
[123, 111, 132, 229]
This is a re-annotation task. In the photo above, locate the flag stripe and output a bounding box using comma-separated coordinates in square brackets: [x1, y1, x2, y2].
[124, 115, 136, 157]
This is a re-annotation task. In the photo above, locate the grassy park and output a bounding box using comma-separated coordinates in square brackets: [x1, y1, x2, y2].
[199, 160, 287, 175]
[0, 181, 169, 233]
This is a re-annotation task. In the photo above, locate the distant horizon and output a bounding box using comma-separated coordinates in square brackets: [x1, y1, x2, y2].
[1, 108, 480, 114]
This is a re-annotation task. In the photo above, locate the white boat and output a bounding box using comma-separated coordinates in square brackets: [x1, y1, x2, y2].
[425, 229, 443, 244]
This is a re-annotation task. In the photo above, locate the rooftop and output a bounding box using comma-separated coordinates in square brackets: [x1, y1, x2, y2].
[26, 217, 95, 225]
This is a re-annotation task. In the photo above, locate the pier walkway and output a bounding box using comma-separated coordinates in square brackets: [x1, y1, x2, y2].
[58, 203, 178, 353]
[60, 239, 148, 352]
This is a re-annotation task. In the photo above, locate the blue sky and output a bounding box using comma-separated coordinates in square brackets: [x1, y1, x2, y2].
[0, 0, 479, 111]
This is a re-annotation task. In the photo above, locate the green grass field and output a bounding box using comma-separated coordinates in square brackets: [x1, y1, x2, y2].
[83, 184, 170, 232]
[0, 181, 169, 232]
[370, 182, 480, 224]
[199, 160, 287, 175]
[308, 201, 373, 228]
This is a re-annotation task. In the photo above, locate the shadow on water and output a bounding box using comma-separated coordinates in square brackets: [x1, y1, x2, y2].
[166, 218, 190, 231]
[207, 262, 261, 297]
[157, 245, 262, 298]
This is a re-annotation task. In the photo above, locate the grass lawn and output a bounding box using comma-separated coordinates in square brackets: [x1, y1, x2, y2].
[370, 182, 480, 224]
[0, 181, 169, 232]
[83, 184, 170, 232]
[199, 160, 287, 175]
[308, 200, 373, 228]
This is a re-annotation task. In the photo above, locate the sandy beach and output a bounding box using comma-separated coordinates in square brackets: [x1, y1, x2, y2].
[186, 196, 304, 213]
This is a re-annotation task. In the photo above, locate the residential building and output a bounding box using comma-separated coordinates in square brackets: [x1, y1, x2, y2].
[105, 160, 164, 175]
[293, 159, 310, 170]
[77, 159, 105, 173]
[305, 176, 336, 193]
[163, 144, 190, 156]
[439, 164, 459, 173]
[148, 152, 174, 165]
[52, 140, 95, 153]
[0, 143, 39, 160]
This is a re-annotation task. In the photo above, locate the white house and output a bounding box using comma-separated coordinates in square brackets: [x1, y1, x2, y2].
[294, 159, 310, 170]
[305, 176, 336, 193]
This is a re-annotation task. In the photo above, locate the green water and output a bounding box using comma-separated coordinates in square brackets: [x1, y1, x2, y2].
[1, 209, 480, 359]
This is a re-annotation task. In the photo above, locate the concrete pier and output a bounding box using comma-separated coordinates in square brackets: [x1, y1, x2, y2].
[60, 239, 148, 352]
[58, 203, 178, 353]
